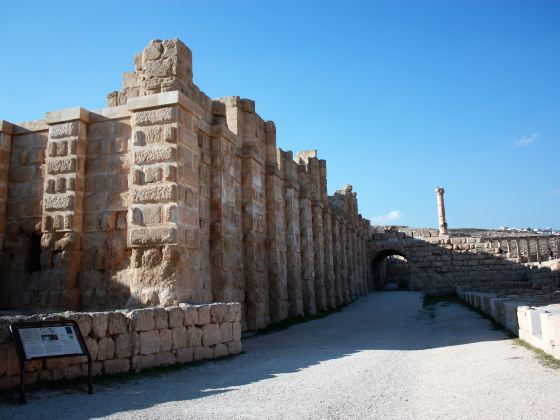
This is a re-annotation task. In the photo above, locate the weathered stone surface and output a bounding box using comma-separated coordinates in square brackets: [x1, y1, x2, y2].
[202, 324, 221, 347]
[176, 347, 194, 363]
[210, 303, 227, 323]
[232, 322, 242, 341]
[154, 352, 176, 367]
[186, 326, 203, 347]
[103, 358, 130, 374]
[193, 346, 213, 361]
[219, 322, 233, 343]
[131, 354, 155, 371]
[97, 336, 115, 361]
[172, 327, 188, 349]
[153, 307, 169, 329]
[91, 312, 109, 338]
[197, 306, 211, 326]
[181, 304, 199, 326]
[213, 343, 228, 358]
[227, 340, 242, 355]
[166, 306, 184, 328]
[129, 309, 155, 332]
[159, 328, 173, 352]
[107, 312, 128, 335]
[139, 330, 160, 355]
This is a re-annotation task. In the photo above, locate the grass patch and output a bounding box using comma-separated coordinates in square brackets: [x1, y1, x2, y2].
[512, 338, 560, 370]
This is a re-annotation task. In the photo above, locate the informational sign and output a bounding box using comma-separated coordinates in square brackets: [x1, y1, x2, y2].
[10, 320, 92, 403]
[17, 324, 84, 360]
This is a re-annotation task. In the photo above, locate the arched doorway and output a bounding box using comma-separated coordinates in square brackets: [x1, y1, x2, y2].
[372, 250, 411, 290]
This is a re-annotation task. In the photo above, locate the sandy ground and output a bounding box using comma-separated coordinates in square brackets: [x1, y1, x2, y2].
[2, 291, 560, 420]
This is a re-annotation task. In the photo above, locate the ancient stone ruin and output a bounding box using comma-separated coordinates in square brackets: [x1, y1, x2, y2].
[0, 39, 372, 332]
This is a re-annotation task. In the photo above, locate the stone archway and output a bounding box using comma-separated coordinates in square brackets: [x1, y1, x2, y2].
[371, 249, 411, 290]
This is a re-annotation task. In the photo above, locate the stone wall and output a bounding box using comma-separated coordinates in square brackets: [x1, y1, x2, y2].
[0, 38, 372, 332]
[370, 230, 560, 294]
[0, 302, 242, 390]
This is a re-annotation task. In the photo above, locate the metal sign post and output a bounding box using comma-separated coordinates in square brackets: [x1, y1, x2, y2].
[9, 320, 93, 404]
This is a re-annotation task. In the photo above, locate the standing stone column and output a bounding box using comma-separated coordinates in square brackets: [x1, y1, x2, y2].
[42, 108, 89, 309]
[322, 207, 336, 308]
[340, 223, 350, 303]
[536, 238, 541, 263]
[435, 187, 449, 238]
[0, 121, 13, 251]
[515, 239, 522, 262]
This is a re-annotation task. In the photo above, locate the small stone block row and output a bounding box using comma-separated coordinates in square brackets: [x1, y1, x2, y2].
[0, 302, 242, 390]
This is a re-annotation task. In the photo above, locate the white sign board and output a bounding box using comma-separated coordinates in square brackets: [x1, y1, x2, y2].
[18, 325, 84, 359]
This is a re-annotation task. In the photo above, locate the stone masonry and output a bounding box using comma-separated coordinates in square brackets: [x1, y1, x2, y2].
[0, 39, 372, 332]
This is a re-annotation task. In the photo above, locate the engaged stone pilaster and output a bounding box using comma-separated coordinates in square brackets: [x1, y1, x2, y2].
[265, 123, 289, 323]
[0, 121, 13, 250]
[281, 150, 304, 317]
[209, 103, 243, 305]
[42, 108, 89, 309]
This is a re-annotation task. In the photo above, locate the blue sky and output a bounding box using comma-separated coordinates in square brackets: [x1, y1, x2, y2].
[1, 1, 559, 229]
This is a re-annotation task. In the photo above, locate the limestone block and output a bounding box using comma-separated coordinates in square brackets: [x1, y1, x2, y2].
[219, 322, 233, 343]
[0, 344, 14, 376]
[50, 122, 78, 139]
[160, 328, 173, 352]
[210, 303, 227, 323]
[154, 352, 177, 367]
[133, 146, 176, 165]
[45, 356, 84, 370]
[213, 343, 228, 358]
[180, 304, 199, 326]
[107, 312, 128, 335]
[166, 306, 184, 328]
[85, 337, 98, 361]
[62, 365, 83, 380]
[193, 346, 213, 361]
[129, 227, 177, 246]
[134, 107, 176, 126]
[97, 336, 115, 361]
[176, 347, 194, 363]
[153, 307, 169, 329]
[232, 321, 242, 341]
[197, 305, 211, 325]
[140, 330, 160, 355]
[225, 303, 242, 322]
[44, 194, 74, 211]
[226, 340, 242, 355]
[131, 184, 177, 203]
[46, 157, 77, 176]
[202, 324, 221, 347]
[0, 376, 20, 390]
[114, 332, 134, 359]
[172, 327, 188, 349]
[90, 312, 109, 338]
[132, 354, 155, 371]
[67, 312, 92, 337]
[186, 326, 203, 347]
[103, 358, 130, 375]
[129, 309, 156, 331]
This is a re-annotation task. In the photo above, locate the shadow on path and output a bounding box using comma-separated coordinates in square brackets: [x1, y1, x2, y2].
[0, 292, 510, 419]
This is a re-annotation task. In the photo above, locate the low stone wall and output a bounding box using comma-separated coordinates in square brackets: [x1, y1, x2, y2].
[0, 302, 242, 390]
[456, 286, 560, 360]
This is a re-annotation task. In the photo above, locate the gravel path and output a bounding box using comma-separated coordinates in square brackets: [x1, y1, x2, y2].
[2, 291, 560, 419]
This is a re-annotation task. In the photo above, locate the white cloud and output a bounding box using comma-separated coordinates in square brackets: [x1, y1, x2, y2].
[513, 133, 538, 147]
[371, 210, 402, 224]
